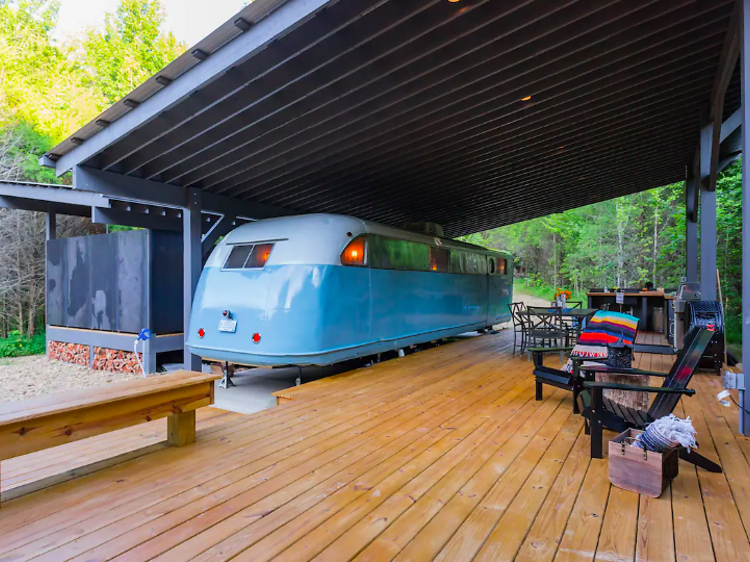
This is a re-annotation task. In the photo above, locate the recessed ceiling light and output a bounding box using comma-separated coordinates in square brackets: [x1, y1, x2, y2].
[521, 95, 532, 101]
[448, 0, 461, 3]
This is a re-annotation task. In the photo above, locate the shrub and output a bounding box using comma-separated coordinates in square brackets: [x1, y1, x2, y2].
[0, 333, 47, 358]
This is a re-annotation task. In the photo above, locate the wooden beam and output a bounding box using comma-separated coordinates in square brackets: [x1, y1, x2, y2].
[74, 166, 293, 219]
[707, 0, 741, 191]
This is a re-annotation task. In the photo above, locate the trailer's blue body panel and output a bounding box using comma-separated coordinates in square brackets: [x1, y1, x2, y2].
[186, 214, 512, 366]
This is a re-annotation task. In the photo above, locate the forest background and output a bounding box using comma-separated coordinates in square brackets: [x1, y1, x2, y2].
[0, 0, 184, 353]
[462, 163, 743, 345]
[0, 0, 744, 354]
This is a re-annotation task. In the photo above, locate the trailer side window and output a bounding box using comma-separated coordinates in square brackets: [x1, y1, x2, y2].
[368, 235, 430, 271]
[488, 257, 496, 275]
[224, 243, 275, 269]
[429, 247, 451, 272]
[245, 243, 274, 268]
[497, 258, 507, 275]
[224, 245, 253, 269]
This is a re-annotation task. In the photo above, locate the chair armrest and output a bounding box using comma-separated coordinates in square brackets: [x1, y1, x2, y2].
[570, 356, 601, 363]
[583, 381, 695, 395]
[579, 365, 669, 377]
[528, 346, 574, 353]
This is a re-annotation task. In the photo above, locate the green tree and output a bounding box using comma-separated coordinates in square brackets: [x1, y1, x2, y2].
[78, 0, 185, 104]
[0, 0, 105, 141]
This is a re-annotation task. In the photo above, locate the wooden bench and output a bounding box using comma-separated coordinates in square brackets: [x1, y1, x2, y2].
[0, 370, 219, 505]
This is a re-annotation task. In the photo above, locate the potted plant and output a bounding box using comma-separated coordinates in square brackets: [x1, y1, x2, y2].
[554, 288, 572, 308]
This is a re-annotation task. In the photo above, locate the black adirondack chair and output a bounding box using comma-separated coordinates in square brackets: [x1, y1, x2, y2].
[531, 310, 634, 414]
[531, 346, 583, 413]
[579, 327, 722, 472]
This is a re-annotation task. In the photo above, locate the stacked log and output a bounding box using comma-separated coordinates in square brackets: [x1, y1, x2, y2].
[92, 347, 143, 375]
[47, 341, 143, 375]
[48, 341, 90, 366]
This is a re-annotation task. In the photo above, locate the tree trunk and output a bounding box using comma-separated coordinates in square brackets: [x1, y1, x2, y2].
[552, 232, 558, 287]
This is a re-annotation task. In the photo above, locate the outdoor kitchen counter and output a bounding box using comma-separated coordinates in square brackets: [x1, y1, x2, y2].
[587, 291, 674, 332]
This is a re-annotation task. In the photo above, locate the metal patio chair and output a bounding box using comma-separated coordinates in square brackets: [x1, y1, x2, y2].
[507, 302, 529, 355]
[526, 306, 568, 361]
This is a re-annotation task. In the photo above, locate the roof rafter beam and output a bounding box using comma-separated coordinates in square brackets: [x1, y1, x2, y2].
[720, 105, 742, 140]
[0, 195, 91, 217]
[212, 3, 730, 199]
[73, 167, 294, 220]
[202, 213, 239, 257]
[706, 0, 741, 190]
[91, 207, 183, 231]
[48, 0, 333, 176]
[154, 0, 711, 188]
[0, 181, 110, 208]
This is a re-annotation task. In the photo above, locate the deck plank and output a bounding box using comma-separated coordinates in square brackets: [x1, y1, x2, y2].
[0, 331, 747, 562]
[594, 486, 638, 562]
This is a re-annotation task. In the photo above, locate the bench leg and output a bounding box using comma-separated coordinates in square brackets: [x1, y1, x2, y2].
[168, 410, 196, 447]
[535, 380, 543, 401]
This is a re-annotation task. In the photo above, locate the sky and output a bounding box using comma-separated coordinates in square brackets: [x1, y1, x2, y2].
[54, 0, 249, 47]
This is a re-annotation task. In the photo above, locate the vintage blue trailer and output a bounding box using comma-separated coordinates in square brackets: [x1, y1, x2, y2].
[186, 214, 512, 367]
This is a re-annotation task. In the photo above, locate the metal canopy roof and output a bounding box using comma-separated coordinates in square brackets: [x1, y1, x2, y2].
[47, 0, 739, 237]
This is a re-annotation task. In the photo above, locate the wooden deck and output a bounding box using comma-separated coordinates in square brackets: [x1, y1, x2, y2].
[0, 331, 749, 561]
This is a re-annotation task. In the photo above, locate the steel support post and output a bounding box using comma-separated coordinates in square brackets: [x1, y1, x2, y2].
[699, 123, 718, 301]
[183, 188, 202, 371]
[740, 0, 750, 436]
[45, 205, 56, 355]
[45, 207, 56, 241]
[142, 338, 157, 375]
[685, 175, 698, 283]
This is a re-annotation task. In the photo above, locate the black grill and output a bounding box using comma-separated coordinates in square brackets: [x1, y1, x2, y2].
[686, 301, 724, 375]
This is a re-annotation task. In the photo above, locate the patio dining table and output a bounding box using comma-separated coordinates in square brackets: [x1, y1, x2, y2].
[528, 307, 599, 342]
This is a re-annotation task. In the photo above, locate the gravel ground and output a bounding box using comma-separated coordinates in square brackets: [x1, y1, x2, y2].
[0, 355, 141, 404]
[513, 290, 552, 308]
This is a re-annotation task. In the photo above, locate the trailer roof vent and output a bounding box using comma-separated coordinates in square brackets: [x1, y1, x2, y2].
[404, 221, 444, 237]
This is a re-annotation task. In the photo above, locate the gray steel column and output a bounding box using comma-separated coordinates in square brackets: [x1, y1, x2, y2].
[45, 206, 56, 241]
[699, 123, 718, 301]
[183, 188, 202, 371]
[142, 338, 157, 375]
[45, 205, 56, 354]
[740, 0, 750, 436]
[685, 175, 698, 283]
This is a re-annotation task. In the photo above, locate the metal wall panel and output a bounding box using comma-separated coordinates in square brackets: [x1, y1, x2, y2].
[46, 240, 65, 327]
[90, 233, 117, 331]
[116, 231, 148, 333]
[151, 230, 184, 335]
[64, 236, 91, 328]
[46, 230, 181, 333]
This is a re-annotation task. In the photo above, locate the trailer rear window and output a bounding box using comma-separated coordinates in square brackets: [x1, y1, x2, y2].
[224, 244, 274, 269]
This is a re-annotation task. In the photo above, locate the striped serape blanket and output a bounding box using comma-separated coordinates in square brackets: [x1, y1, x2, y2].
[563, 311, 639, 374]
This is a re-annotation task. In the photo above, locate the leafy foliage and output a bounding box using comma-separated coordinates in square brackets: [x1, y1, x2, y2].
[77, 0, 185, 104]
[463, 163, 743, 342]
[0, 0, 181, 337]
[0, 0, 106, 141]
[0, 332, 46, 357]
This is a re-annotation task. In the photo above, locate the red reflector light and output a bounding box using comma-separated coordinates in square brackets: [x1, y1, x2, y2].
[198, 328, 205, 338]
[252, 333, 261, 344]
